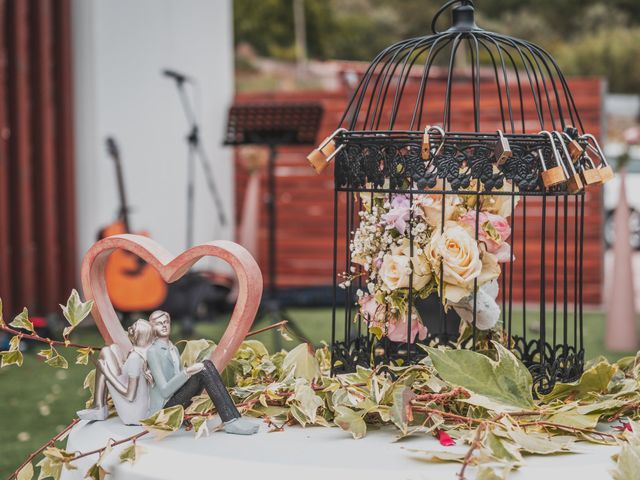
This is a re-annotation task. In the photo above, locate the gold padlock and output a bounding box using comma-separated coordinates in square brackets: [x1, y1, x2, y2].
[553, 131, 583, 193]
[306, 128, 347, 174]
[567, 139, 584, 162]
[494, 130, 513, 166]
[579, 155, 602, 185]
[582, 133, 614, 183]
[421, 126, 431, 160]
[539, 131, 568, 188]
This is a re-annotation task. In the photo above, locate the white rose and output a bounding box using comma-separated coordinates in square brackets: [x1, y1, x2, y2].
[427, 224, 482, 302]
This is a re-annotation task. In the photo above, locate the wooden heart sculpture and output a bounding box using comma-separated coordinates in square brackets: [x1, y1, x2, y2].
[81, 234, 263, 371]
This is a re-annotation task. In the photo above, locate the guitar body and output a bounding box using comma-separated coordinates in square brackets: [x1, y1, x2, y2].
[101, 222, 168, 312]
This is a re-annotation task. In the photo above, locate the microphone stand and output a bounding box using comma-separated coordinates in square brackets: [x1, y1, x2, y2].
[166, 74, 227, 249]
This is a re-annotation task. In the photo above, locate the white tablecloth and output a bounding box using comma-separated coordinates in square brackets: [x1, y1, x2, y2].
[62, 417, 619, 480]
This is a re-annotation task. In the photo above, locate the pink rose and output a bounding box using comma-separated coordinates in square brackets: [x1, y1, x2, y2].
[358, 294, 384, 329]
[459, 211, 512, 262]
[386, 311, 428, 343]
[381, 195, 411, 234]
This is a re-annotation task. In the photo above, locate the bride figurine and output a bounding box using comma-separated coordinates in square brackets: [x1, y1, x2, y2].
[77, 319, 154, 426]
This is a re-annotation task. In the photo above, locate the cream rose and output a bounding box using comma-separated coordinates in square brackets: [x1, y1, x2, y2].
[379, 254, 412, 291]
[389, 239, 432, 290]
[427, 223, 483, 302]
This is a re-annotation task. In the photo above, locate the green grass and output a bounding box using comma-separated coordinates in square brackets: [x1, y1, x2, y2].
[0, 307, 633, 477]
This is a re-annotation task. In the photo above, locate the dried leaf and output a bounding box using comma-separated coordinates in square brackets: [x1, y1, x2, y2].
[10, 308, 34, 334]
[403, 448, 467, 463]
[541, 361, 618, 402]
[190, 416, 210, 439]
[289, 383, 323, 426]
[506, 431, 575, 455]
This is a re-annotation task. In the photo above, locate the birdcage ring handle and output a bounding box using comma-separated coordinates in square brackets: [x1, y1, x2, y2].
[431, 0, 475, 34]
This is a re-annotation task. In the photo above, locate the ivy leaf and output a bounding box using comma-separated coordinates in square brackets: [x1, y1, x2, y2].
[16, 462, 33, 480]
[75, 347, 94, 365]
[389, 386, 415, 434]
[119, 444, 145, 465]
[505, 431, 575, 455]
[427, 343, 534, 410]
[84, 462, 107, 480]
[190, 416, 210, 439]
[10, 308, 34, 334]
[140, 405, 184, 440]
[60, 289, 93, 338]
[288, 383, 323, 426]
[333, 406, 367, 439]
[282, 343, 321, 382]
[403, 448, 467, 462]
[178, 339, 213, 367]
[36, 446, 76, 480]
[476, 466, 509, 480]
[38, 346, 69, 369]
[485, 431, 523, 465]
[1, 350, 24, 368]
[185, 393, 213, 415]
[1, 335, 23, 368]
[541, 361, 618, 402]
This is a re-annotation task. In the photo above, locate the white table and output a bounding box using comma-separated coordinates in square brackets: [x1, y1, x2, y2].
[62, 417, 619, 480]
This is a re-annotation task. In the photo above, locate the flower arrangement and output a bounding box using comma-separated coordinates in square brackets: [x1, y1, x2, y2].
[345, 179, 518, 343]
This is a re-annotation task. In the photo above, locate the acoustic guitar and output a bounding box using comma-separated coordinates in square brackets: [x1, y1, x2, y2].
[100, 137, 168, 312]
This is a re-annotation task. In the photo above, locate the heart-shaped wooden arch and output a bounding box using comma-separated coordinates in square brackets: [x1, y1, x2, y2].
[81, 234, 263, 371]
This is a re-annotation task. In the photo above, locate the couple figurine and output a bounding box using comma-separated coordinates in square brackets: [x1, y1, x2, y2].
[77, 310, 258, 435]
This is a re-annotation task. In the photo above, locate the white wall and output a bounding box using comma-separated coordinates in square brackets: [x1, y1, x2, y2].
[72, 0, 234, 268]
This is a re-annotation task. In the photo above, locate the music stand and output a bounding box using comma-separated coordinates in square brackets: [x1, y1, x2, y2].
[224, 102, 324, 348]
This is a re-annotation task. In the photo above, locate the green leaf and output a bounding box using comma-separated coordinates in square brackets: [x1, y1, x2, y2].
[0, 350, 23, 368]
[75, 347, 93, 365]
[389, 385, 415, 434]
[36, 447, 76, 480]
[547, 410, 600, 429]
[84, 463, 107, 480]
[179, 339, 213, 367]
[38, 346, 69, 369]
[140, 405, 184, 440]
[190, 416, 210, 439]
[185, 393, 214, 415]
[476, 466, 504, 480]
[506, 431, 575, 455]
[541, 361, 618, 402]
[59, 289, 93, 337]
[485, 431, 523, 465]
[333, 406, 366, 439]
[427, 343, 534, 410]
[403, 448, 466, 463]
[289, 383, 323, 426]
[10, 308, 34, 334]
[16, 462, 33, 480]
[282, 343, 321, 382]
[119, 444, 145, 465]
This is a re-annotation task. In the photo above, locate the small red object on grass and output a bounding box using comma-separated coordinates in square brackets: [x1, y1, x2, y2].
[437, 429, 455, 446]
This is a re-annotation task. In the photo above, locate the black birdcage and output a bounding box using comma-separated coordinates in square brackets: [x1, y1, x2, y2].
[308, 0, 614, 395]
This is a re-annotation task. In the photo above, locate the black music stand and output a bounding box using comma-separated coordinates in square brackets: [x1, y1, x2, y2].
[224, 103, 324, 348]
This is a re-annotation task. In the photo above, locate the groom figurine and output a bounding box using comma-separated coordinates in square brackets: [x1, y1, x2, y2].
[147, 310, 258, 435]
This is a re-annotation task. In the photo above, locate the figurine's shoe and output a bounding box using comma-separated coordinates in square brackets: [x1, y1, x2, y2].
[223, 417, 259, 435]
[77, 406, 108, 422]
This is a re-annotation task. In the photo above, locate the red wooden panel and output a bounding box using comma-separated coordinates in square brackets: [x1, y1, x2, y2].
[31, 0, 60, 311]
[53, 0, 77, 300]
[7, 0, 35, 310]
[0, 0, 11, 315]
